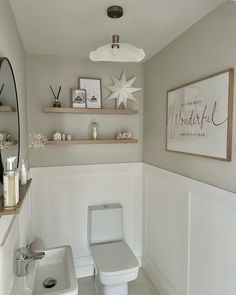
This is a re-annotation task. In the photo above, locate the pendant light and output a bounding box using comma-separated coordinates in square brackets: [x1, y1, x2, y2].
[89, 6, 145, 63]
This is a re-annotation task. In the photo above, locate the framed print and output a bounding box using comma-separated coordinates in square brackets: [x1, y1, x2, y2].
[79, 77, 102, 109]
[71, 88, 86, 108]
[166, 68, 234, 161]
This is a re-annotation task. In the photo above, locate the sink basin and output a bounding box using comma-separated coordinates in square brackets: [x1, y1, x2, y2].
[32, 245, 78, 295]
[11, 245, 78, 295]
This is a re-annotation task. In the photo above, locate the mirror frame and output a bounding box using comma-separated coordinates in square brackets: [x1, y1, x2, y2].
[0, 57, 20, 169]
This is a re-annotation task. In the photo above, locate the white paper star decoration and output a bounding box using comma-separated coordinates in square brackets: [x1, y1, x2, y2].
[106, 71, 142, 108]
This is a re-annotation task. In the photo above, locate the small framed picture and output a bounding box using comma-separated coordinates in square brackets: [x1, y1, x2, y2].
[71, 88, 86, 108]
[79, 77, 102, 109]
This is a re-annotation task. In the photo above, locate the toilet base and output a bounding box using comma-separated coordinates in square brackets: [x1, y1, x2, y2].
[95, 275, 128, 295]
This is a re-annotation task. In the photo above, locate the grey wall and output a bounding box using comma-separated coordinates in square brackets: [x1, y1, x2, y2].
[144, 2, 236, 193]
[27, 55, 143, 167]
[0, 0, 28, 164]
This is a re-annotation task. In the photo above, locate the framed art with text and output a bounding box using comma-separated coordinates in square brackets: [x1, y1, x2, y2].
[166, 68, 234, 161]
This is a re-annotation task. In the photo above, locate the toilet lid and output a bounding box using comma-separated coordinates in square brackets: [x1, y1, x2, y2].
[90, 241, 139, 276]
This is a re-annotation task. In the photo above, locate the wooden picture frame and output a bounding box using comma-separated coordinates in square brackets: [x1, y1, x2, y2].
[166, 68, 234, 161]
[71, 88, 86, 108]
[79, 77, 102, 109]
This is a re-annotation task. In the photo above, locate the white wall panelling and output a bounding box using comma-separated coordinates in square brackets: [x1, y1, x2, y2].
[0, 215, 15, 246]
[17, 187, 32, 247]
[0, 216, 19, 295]
[143, 163, 236, 295]
[1, 162, 235, 295]
[0, 188, 31, 295]
[189, 192, 236, 295]
[30, 163, 143, 277]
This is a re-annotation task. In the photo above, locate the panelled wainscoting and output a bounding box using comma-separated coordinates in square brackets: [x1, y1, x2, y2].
[0, 188, 31, 295]
[143, 164, 236, 295]
[1, 163, 236, 295]
[30, 163, 143, 277]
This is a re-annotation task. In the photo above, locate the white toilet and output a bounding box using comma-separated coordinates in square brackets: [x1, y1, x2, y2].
[88, 203, 139, 295]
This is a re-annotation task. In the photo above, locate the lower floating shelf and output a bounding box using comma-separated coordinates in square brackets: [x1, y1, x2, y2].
[0, 179, 32, 216]
[47, 139, 138, 145]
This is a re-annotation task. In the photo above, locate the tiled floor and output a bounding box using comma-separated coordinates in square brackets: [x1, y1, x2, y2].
[77, 268, 160, 295]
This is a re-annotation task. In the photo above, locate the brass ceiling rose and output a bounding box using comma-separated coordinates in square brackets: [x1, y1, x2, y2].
[107, 6, 123, 19]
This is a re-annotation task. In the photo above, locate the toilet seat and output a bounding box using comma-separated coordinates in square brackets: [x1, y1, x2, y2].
[90, 241, 139, 285]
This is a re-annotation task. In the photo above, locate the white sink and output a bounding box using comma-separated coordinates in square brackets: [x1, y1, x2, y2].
[11, 245, 78, 295]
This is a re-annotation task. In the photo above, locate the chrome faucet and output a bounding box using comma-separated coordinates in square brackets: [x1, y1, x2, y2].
[16, 247, 45, 277]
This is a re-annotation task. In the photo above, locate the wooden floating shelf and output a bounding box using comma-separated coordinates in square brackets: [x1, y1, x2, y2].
[0, 179, 32, 216]
[47, 139, 138, 145]
[0, 106, 15, 112]
[43, 107, 138, 115]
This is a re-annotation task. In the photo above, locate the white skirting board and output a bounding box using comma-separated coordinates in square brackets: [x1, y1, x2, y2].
[142, 254, 179, 295]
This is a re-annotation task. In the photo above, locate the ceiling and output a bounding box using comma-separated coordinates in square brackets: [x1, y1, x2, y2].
[9, 0, 226, 61]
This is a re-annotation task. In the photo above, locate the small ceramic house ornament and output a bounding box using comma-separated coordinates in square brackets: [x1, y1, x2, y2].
[52, 131, 62, 141]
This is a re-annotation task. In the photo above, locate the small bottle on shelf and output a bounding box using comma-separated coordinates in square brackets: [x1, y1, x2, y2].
[3, 157, 19, 210]
[91, 121, 99, 140]
[20, 159, 27, 185]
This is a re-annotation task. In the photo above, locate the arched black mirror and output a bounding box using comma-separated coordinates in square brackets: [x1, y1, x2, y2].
[0, 57, 20, 196]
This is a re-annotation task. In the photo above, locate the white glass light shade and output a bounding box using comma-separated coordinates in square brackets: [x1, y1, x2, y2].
[89, 43, 145, 62]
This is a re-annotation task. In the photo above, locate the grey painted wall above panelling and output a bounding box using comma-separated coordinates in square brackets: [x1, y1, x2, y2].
[143, 2, 236, 192]
[0, 0, 28, 164]
[27, 55, 143, 167]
